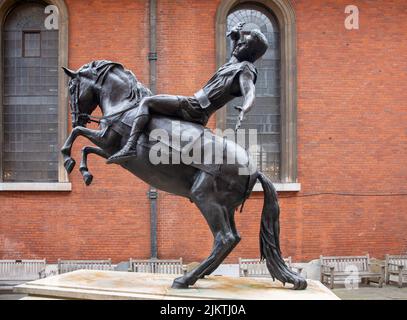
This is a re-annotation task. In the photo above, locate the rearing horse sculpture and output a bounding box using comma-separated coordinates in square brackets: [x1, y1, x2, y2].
[61, 60, 307, 290]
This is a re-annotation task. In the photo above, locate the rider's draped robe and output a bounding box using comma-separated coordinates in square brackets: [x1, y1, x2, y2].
[167, 61, 258, 129]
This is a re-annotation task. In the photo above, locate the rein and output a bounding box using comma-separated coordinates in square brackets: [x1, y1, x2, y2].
[74, 104, 138, 125]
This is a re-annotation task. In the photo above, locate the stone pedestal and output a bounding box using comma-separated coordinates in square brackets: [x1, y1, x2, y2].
[15, 270, 340, 300]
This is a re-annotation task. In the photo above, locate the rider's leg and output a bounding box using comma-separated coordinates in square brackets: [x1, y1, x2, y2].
[147, 95, 183, 116]
[107, 95, 181, 162]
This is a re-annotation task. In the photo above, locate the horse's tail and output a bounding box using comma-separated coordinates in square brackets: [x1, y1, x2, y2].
[257, 171, 308, 290]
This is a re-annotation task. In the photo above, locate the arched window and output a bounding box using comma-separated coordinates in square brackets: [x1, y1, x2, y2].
[216, 0, 299, 189]
[226, 5, 281, 181]
[0, 0, 70, 190]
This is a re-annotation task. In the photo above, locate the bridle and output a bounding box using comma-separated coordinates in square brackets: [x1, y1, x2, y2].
[69, 73, 140, 126]
[69, 78, 90, 126]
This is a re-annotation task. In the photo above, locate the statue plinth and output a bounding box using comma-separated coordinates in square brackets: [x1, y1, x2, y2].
[15, 270, 339, 300]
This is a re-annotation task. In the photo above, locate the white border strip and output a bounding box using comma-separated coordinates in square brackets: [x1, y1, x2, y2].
[0, 183, 299, 193]
[253, 183, 301, 192]
[0, 183, 72, 192]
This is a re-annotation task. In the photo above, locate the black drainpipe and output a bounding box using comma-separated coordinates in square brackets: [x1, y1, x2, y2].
[148, 187, 158, 259]
[148, 0, 158, 260]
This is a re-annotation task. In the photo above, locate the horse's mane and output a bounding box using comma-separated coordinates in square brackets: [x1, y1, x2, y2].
[80, 60, 152, 103]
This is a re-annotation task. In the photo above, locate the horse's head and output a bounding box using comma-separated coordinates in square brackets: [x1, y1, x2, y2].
[63, 60, 152, 128]
[63, 62, 102, 128]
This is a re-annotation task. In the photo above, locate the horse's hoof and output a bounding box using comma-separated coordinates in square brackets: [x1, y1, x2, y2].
[171, 277, 189, 289]
[64, 158, 76, 174]
[83, 172, 93, 186]
[298, 278, 308, 290]
[289, 274, 308, 290]
[293, 283, 307, 290]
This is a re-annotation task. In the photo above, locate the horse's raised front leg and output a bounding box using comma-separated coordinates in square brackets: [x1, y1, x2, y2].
[80, 146, 110, 186]
[61, 126, 109, 174]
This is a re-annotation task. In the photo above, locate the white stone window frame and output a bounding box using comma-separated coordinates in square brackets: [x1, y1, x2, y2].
[0, 0, 71, 192]
[216, 0, 299, 192]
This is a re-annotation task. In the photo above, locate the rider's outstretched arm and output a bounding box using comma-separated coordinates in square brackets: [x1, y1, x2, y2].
[235, 70, 256, 131]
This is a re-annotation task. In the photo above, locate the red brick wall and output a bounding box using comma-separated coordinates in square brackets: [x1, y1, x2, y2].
[1, 0, 406, 264]
[0, 0, 153, 263]
[294, 0, 407, 260]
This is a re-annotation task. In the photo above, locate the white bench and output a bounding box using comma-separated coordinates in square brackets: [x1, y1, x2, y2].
[129, 258, 187, 275]
[320, 255, 384, 289]
[238, 257, 303, 278]
[385, 255, 407, 288]
[58, 259, 113, 274]
[0, 259, 46, 289]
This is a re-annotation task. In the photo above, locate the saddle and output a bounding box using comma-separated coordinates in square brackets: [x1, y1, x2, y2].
[113, 108, 205, 154]
[111, 109, 254, 179]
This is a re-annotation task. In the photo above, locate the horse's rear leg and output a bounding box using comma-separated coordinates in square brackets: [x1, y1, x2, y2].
[172, 202, 235, 289]
[80, 146, 110, 186]
[172, 172, 239, 289]
[198, 208, 241, 279]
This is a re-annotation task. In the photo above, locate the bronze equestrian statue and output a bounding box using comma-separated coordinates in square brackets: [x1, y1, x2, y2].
[61, 24, 307, 290]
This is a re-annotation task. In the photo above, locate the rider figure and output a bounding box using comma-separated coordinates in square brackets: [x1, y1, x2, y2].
[107, 23, 269, 163]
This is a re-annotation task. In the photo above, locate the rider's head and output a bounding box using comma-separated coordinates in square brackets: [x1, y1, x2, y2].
[233, 29, 269, 63]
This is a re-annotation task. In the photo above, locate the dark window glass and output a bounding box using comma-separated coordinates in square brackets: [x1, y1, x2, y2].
[2, 2, 59, 182]
[23, 31, 41, 57]
[226, 6, 281, 181]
